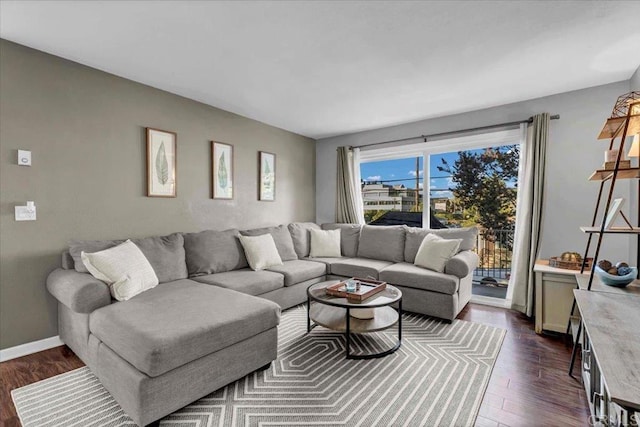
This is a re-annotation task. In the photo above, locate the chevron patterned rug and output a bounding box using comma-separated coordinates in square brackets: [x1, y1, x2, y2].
[12, 305, 504, 427]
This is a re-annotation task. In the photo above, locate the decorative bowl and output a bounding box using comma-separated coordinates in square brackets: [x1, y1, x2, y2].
[594, 266, 637, 287]
[560, 251, 582, 263]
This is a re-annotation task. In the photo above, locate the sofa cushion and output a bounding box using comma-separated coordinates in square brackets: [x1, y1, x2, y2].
[357, 225, 405, 263]
[379, 263, 459, 295]
[309, 229, 341, 258]
[303, 257, 351, 275]
[241, 225, 298, 261]
[133, 233, 188, 283]
[414, 234, 461, 273]
[288, 222, 321, 258]
[191, 269, 284, 296]
[321, 223, 362, 257]
[266, 260, 326, 286]
[330, 257, 393, 280]
[69, 233, 188, 283]
[239, 234, 284, 271]
[183, 229, 248, 276]
[431, 227, 478, 251]
[89, 280, 280, 377]
[82, 240, 159, 301]
[404, 226, 478, 264]
[69, 240, 119, 273]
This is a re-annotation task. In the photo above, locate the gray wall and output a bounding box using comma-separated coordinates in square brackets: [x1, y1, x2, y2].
[316, 81, 633, 264]
[0, 40, 316, 349]
[631, 65, 640, 91]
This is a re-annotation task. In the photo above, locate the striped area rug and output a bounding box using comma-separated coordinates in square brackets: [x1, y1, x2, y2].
[12, 305, 505, 427]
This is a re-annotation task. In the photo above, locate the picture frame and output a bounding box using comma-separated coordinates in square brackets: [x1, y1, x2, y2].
[259, 151, 276, 201]
[212, 141, 234, 199]
[146, 128, 177, 198]
[604, 198, 625, 229]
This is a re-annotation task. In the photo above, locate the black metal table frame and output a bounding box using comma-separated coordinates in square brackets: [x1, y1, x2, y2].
[306, 292, 402, 360]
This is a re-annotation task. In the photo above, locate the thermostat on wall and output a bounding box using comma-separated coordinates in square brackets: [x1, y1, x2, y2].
[18, 150, 32, 166]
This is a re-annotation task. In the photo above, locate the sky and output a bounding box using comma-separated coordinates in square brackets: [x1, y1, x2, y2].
[360, 151, 476, 199]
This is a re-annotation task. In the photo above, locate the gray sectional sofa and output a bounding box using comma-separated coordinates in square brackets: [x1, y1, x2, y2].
[47, 222, 478, 426]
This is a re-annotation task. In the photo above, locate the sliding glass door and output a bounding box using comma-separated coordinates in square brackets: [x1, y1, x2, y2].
[427, 145, 520, 302]
[359, 128, 524, 306]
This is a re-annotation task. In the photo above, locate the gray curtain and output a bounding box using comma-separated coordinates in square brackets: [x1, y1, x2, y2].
[336, 146, 365, 224]
[510, 113, 549, 316]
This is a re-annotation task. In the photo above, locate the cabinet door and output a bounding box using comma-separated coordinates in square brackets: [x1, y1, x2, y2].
[540, 273, 576, 333]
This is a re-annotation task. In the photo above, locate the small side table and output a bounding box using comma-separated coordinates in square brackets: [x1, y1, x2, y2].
[533, 259, 578, 334]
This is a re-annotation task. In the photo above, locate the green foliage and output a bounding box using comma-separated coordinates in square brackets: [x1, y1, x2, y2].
[364, 209, 388, 224]
[218, 153, 228, 189]
[155, 142, 169, 185]
[437, 145, 518, 231]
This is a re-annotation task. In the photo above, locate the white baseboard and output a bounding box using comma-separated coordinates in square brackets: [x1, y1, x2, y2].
[469, 294, 511, 309]
[0, 336, 63, 362]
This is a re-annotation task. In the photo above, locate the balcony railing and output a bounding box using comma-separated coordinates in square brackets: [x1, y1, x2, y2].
[471, 228, 514, 299]
[473, 228, 514, 284]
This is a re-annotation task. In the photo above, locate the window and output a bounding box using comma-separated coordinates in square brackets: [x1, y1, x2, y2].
[359, 128, 524, 304]
[360, 157, 423, 226]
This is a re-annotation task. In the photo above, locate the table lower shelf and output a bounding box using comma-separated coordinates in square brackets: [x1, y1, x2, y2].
[309, 304, 398, 333]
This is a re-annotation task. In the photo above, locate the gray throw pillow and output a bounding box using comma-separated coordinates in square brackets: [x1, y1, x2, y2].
[69, 239, 121, 273]
[404, 226, 478, 263]
[240, 224, 298, 261]
[357, 225, 406, 263]
[183, 229, 248, 276]
[69, 233, 188, 283]
[133, 233, 188, 283]
[288, 222, 321, 258]
[321, 223, 362, 257]
[430, 227, 478, 251]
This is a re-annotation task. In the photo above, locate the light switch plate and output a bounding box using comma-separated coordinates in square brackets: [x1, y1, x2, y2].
[15, 206, 36, 221]
[18, 150, 32, 166]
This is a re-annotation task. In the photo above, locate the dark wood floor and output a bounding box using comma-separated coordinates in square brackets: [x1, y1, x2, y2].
[458, 304, 589, 427]
[0, 303, 588, 427]
[1, 345, 84, 427]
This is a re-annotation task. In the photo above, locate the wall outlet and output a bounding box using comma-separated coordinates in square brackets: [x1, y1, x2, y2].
[15, 206, 36, 221]
[18, 150, 32, 166]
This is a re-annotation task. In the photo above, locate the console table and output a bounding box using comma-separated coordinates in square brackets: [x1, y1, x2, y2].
[574, 286, 640, 426]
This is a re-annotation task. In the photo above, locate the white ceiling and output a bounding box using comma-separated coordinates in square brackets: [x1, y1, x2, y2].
[1, 1, 639, 139]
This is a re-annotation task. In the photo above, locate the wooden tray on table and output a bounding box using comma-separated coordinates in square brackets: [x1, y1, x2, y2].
[325, 277, 387, 302]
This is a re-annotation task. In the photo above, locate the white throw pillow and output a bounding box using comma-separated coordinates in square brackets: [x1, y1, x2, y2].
[81, 240, 159, 301]
[309, 229, 341, 258]
[414, 233, 462, 273]
[239, 234, 283, 271]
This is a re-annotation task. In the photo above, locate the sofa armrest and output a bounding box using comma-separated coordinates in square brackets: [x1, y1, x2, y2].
[46, 268, 111, 313]
[444, 250, 479, 279]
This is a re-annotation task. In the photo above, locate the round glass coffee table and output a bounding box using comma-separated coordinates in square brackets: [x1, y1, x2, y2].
[306, 280, 402, 359]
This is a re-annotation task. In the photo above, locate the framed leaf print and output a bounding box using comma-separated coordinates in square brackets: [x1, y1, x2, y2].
[212, 141, 233, 199]
[259, 151, 276, 201]
[146, 128, 177, 197]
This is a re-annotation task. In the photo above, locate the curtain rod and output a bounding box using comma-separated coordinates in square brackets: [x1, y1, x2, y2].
[349, 114, 560, 150]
